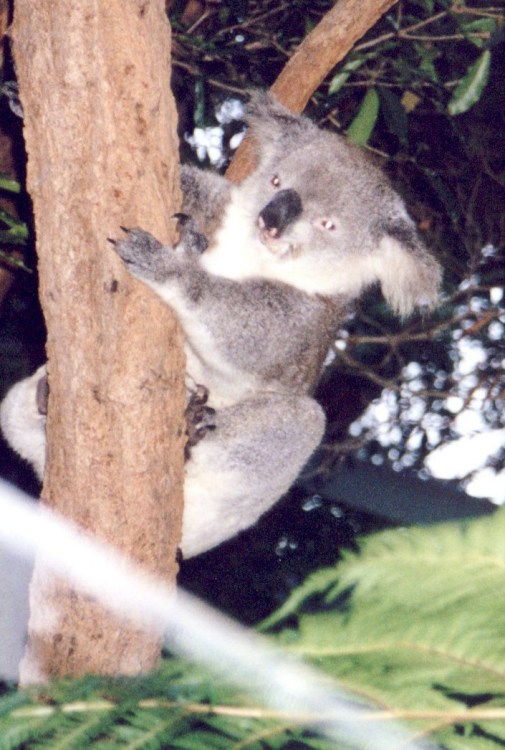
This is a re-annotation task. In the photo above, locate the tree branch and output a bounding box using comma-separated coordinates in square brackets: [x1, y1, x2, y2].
[226, 0, 399, 182]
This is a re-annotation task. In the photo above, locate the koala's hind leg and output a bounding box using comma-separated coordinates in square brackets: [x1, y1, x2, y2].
[0, 365, 48, 482]
[180, 392, 325, 558]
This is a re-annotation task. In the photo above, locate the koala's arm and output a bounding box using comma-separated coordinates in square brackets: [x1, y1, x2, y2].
[180, 166, 232, 240]
[113, 228, 338, 392]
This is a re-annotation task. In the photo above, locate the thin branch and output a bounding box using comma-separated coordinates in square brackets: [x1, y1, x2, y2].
[171, 59, 246, 95]
[400, 31, 491, 41]
[212, 1, 292, 37]
[11, 698, 505, 726]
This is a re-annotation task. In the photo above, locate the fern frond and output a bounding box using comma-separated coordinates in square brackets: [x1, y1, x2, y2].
[264, 507, 505, 747]
[0, 666, 326, 750]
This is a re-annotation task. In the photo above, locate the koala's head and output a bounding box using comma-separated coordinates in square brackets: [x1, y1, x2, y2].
[238, 91, 441, 316]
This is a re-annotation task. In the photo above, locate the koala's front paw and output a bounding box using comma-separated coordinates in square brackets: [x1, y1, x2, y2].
[185, 383, 216, 460]
[111, 228, 173, 283]
[173, 213, 208, 256]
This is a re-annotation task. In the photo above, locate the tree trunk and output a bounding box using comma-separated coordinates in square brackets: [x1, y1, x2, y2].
[11, 0, 186, 681]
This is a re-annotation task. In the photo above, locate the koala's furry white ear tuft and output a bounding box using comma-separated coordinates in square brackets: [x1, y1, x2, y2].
[373, 223, 442, 317]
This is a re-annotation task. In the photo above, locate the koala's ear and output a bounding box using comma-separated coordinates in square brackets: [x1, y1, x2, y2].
[372, 220, 441, 317]
[245, 90, 312, 146]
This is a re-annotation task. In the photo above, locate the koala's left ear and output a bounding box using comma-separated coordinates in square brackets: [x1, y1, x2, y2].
[373, 220, 442, 317]
[245, 90, 313, 147]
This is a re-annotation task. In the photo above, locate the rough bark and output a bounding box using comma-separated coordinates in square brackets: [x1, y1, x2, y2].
[226, 0, 399, 183]
[11, 0, 186, 681]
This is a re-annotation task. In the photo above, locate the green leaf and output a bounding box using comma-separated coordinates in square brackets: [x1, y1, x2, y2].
[378, 89, 408, 144]
[328, 58, 364, 96]
[414, 43, 440, 83]
[448, 50, 491, 116]
[420, 169, 460, 224]
[194, 78, 206, 128]
[459, 18, 497, 48]
[0, 175, 21, 194]
[346, 89, 380, 146]
[0, 249, 31, 273]
[0, 210, 29, 242]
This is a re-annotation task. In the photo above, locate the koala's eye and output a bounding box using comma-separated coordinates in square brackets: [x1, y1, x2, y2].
[314, 217, 340, 233]
[271, 175, 281, 188]
[320, 218, 337, 231]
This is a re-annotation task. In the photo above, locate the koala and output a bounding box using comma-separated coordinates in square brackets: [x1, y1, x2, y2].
[0, 92, 441, 558]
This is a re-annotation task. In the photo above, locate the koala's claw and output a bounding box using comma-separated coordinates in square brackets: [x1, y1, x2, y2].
[111, 227, 172, 282]
[185, 383, 216, 460]
[114, 227, 163, 262]
[112, 219, 207, 283]
[172, 212, 191, 225]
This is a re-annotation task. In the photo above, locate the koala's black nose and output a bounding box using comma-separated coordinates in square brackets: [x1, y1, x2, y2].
[258, 189, 302, 236]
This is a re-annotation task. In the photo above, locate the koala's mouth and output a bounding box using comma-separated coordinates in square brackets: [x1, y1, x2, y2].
[257, 217, 296, 257]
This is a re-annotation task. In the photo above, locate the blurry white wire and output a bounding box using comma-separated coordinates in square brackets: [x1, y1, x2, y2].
[0, 479, 435, 749]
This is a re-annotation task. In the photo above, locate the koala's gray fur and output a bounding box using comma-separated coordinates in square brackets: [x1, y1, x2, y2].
[0, 92, 441, 558]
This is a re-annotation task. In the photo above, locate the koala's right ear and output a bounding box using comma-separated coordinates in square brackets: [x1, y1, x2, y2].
[372, 219, 442, 317]
[245, 91, 313, 151]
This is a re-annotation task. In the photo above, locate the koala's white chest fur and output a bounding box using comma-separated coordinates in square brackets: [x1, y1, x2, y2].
[201, 187, 266, 281]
